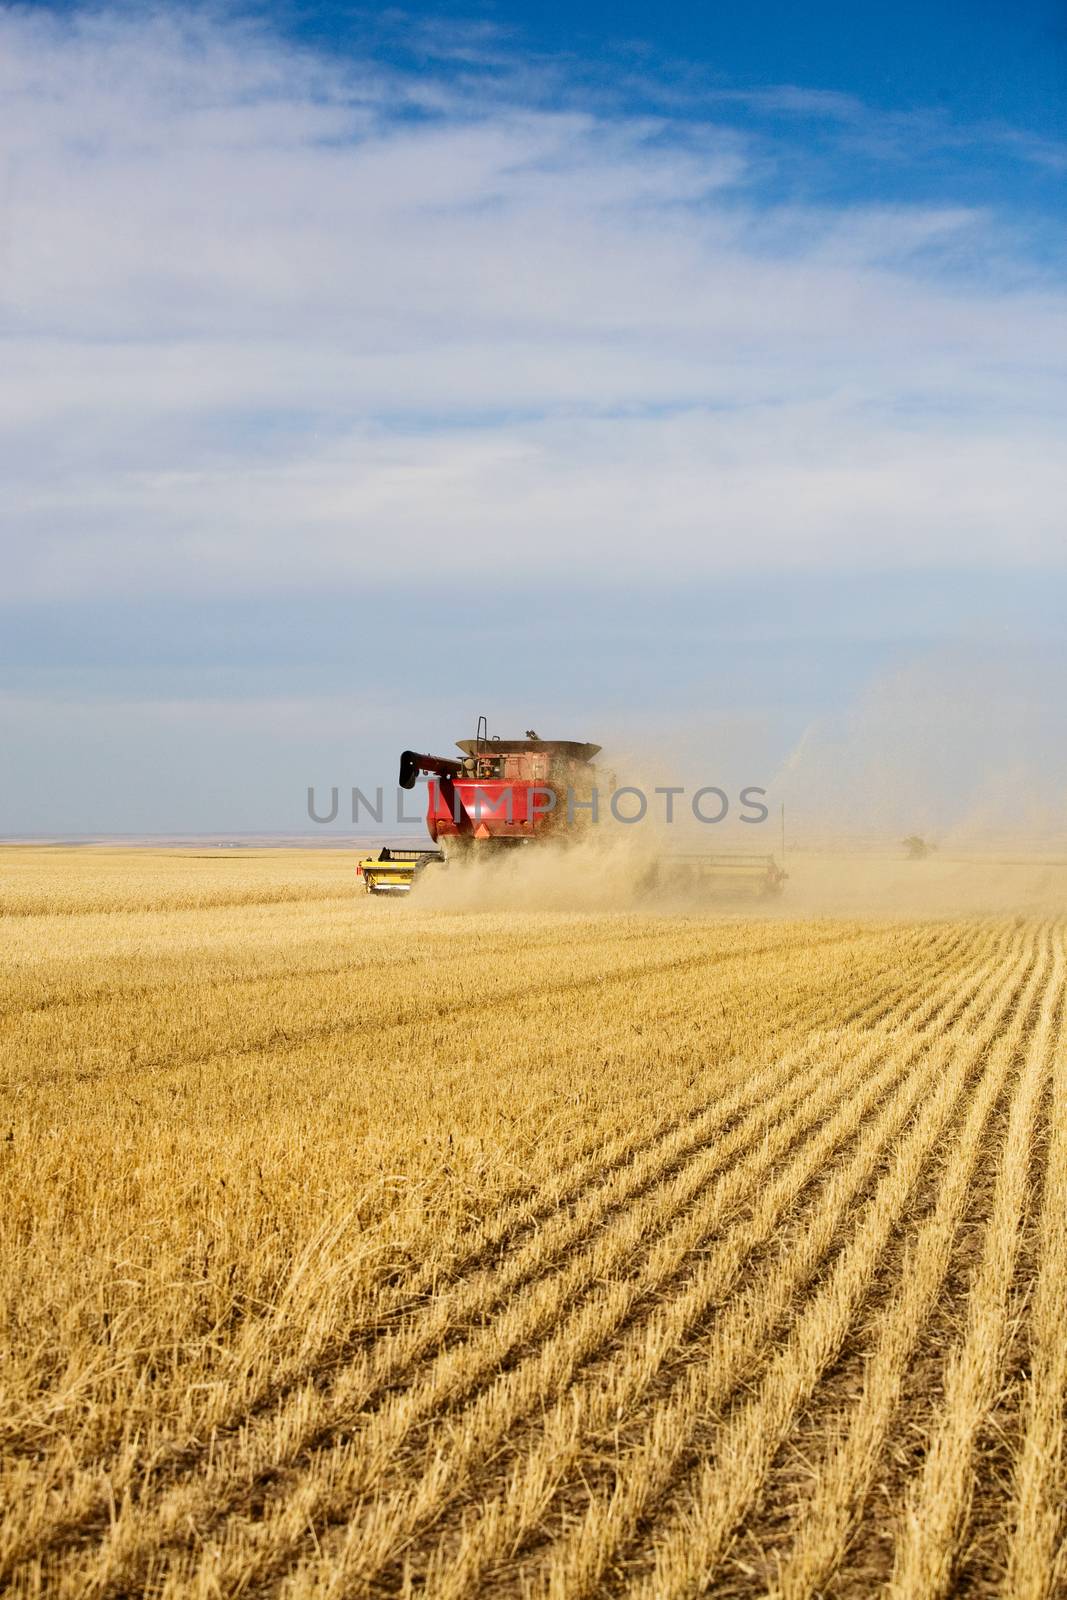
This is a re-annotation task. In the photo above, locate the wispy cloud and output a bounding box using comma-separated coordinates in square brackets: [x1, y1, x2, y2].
[993, 127, 1067, 174]
[1, 5, 1065, 606]
[707, 85, 867, 120]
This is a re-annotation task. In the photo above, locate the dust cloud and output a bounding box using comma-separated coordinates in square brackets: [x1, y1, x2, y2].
[775, 645, 1067, 851]
[409, 833, 1067, 920]
[405, 646, 1067, 920]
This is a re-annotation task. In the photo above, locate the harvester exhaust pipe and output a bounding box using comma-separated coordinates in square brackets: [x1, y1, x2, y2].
[399, 750, 463, 790]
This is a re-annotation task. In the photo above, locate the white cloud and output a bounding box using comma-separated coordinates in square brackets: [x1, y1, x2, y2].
[1, 6, 1065, 602]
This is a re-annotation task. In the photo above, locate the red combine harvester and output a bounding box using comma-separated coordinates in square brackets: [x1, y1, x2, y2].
[356, 717, 786, 896]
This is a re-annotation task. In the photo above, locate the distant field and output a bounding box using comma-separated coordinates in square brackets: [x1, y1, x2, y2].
[1, 847, 1065, 1597]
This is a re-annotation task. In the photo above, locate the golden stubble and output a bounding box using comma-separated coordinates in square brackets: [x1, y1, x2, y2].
[0, 846, 1063, 1598]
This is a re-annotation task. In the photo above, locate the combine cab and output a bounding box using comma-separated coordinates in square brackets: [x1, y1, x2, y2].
[357, 718, 787, 898]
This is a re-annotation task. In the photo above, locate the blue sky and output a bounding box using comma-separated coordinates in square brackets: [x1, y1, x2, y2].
[285, 0, 1067, 225]
[277, 0, 1067, 124]
[2, 1, 1065, 836]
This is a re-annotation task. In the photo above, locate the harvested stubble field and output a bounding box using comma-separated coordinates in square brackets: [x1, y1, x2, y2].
[2, 846, 1066, 1599]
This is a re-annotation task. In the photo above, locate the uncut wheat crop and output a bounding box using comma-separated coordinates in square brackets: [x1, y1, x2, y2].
[2, 846, 1066, 1599]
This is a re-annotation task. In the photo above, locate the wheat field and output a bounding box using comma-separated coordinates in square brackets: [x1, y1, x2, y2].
[2, 846, 1065, 1598]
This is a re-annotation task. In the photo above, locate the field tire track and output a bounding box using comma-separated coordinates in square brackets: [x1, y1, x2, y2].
[386, 928, 1021, 1600]
[1005, 927, 1067, 1600]
[0, 926, 962, 1585]
[615, 924, 1048, 1600]
[763, 923, 1063, 1600]
[227, 928, 1011, 1600]
[29, 928, 998, 1600]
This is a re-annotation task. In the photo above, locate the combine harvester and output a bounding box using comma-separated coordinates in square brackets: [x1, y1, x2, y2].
[357, 718, 786, 898]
